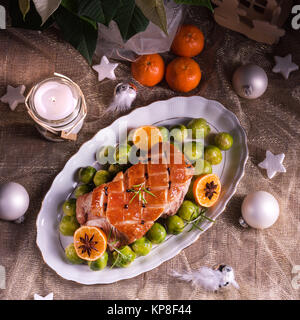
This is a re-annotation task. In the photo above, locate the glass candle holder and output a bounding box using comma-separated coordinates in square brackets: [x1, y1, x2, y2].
[25, 73, 87, 142]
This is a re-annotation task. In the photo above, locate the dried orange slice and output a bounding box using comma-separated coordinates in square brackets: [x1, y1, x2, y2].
[74, 226, 107, 261]
[131, 125, 163, 151]
[193, 174, 221, 207]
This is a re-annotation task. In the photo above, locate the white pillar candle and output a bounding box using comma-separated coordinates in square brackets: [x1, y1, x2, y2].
[33, 81, 78, 121]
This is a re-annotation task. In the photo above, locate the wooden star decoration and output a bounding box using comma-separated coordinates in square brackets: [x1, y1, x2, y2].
[258, 150, 286, 179]
[0, 85, 26, 111]
[92, 56, 118, 82]
[272, 54, 299, 80]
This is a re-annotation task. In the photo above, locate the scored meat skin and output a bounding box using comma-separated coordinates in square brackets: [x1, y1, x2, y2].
[76, 143, 194, 246]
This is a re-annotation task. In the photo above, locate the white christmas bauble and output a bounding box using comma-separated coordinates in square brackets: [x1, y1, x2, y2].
[232, 64, 268, 99]
[0, 182, 29, 221]
[241, 191, 279, 229]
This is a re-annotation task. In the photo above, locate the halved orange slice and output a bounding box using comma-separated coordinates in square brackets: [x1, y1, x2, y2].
[131, 125, 163, 151]
[193, 174, 221, 207]
[74, 226, 107, 261]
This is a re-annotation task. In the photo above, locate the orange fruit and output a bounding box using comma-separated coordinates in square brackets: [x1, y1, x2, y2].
[74, 226, 107, 261]
[131, 54, 165, 87]
[165, 57, 201, 92]
[193, 174, 221, 207]
[171, 24, 205, 57]
[131, 125, 163, 151]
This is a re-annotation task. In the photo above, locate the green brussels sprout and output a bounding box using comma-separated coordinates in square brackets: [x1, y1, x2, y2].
[187, 118, 210, 138]
[158, 126, 169, 142]
[59, 215, 80, 236]
[93, 170, 111, 187]
[74, 184, 92, 198]
[204, 145, 223, 165]
[65, 243, 85, 264]
[170, 124, 188, 143]
[193, 159, 212, 175]
[108, 164, 124, 176]
[111, 246, 136, 268]
[131, 237, 152, 256]
[62, 198, 77, 216]
[97, 145, 116, 165]
[78, 166, 96, 184]
[166, 215, 185, 235]
[146, 222, 167, 244]
[178, 200, 199, 221]
[115, 144, 132, 164]
[183, 141, 203, 162]
[214, 132, 233, 150]
[88, 252, 108, 271]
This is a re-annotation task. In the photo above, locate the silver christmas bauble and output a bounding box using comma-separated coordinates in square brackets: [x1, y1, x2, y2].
[232, 64, 268, 99]
[240, 191, 279, 229]
[0, 182, 29, 221]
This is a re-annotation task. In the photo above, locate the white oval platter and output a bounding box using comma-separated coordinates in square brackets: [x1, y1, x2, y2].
[36, 96, 248, 285]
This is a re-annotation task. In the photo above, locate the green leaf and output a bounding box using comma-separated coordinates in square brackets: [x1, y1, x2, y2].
[77, 0, 105, 23]
[101, 0, 121, 25]
[32, 0, 62, 25]
[113, 0, 149, 41]
[18, 0, 30, 20]
[173, 0, 213, 12]
[135, 0, 168, 35]
[54, 6, 98, 64]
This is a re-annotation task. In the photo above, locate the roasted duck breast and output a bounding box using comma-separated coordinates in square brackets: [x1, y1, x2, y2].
[76, 143, 194, 246]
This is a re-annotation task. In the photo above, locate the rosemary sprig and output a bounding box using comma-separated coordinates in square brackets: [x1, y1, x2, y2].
[185, 208, 215, 232]
[128, 183, 156, 204]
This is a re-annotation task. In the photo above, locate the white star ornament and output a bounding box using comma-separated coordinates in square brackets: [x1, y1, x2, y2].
[0, 85, 26, 111]
[92, 56, 118, 82]
[258, 150, 286, 179]
[34, 292, 54, 300]
[272, 54, 299, 79]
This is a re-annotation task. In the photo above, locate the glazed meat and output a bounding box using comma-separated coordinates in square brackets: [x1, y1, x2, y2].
[76, 143, 194, 247]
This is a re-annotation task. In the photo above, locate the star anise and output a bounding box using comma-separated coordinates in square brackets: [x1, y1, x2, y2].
[204, 181, 218, 200]
[78, 233, 98, 257]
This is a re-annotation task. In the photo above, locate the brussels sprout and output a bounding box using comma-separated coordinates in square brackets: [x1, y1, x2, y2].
[131, 237, 152, 256]
[74, 184, 92, 198]
[59, 215, 80, 236]
[65, 243, 84, 264]
[178, 200, 199, 221]
[78, 166, 96, 184]
[97, 145, 116, 165]
[93, 170, 111, 187]
[88, 252, 108, 271]
[193, 159, 212, 175]
[170, 124, 188, 143]
[111, 246, 136, 268]
[187, 118, 210, 138]
[62, 198, 76, 216]
[115, 144, 132, 164]
[204, 145, 223, 165]
[158, 126, 169, 142]
[166, 215, 185, 235]
[146, 222, 167, 244]
[183, 141, 203, 162]
[108, 164, 124, 176]
[214, 132, 233, 150]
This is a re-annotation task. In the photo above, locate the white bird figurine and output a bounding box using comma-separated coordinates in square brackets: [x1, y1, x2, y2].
[172, 265, 239, 292]
[107, 82, 137, 113]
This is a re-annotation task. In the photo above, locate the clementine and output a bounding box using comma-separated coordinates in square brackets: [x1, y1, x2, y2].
[171, 24, 205, 57]
[165, 57, 201, 92]
[131, 54, 165, 87]
[193, 174, 221, 208]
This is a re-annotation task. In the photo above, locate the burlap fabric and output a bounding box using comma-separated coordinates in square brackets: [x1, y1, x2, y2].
[0, 6, 300, 300]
